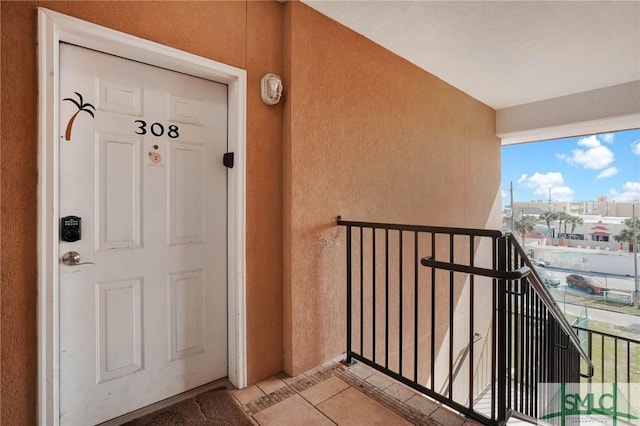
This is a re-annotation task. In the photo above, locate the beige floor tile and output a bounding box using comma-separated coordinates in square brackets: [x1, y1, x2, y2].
[256, 376, 287, 394]
[317, 387, 412, 426]
[429, 406, 467, 426]
[365, 373, 395, 390]
[232, 384, 266, 405]
[303, 364, 326, 377]
[347, 363, 376, 380]
[253, 394, 334, 426]
[300, 377, 350, 406]
[276, 372, 300, 386]
[405, 394, 439, 416]
[383, 382, 416, 402]
[322, 353, 346, 367]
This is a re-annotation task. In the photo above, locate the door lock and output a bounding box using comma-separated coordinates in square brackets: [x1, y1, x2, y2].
[61, 216, 81, 242]
[61, 251, 95, 266]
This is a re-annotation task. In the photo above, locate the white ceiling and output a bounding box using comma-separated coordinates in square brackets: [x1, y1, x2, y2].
[302, 1, 640, 111]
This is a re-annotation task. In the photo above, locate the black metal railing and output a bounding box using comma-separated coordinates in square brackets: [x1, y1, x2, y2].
[337, 218, 593, 425]
[501, 233, 593, 423]
[573, 325, 640, 385]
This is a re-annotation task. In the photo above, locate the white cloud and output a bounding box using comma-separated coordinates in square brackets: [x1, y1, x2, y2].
[566, 135, 614, 170]
[555, 153, 567, 160]
[550, 187, 574, 201]
[520, 172, 574, 201]
[517, 174, 528, 184]
[632, 141, 640, 156]
[601, 133, 614, 143]
[608, 182, 640, 202]
[597, 167, 618, 179]
[578, 135, 601, 148]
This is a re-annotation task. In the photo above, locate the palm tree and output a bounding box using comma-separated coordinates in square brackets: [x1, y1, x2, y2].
[514, 215, 538, 245]
[539, 211, 558, 238]
[63, 92, 95, 141]
[614, 218, 640, 252]
[566, 215, 584, 247]
[556, 211, 571, 243]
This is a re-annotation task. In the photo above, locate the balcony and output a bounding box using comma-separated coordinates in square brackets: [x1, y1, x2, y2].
[119, 220, 640, 426]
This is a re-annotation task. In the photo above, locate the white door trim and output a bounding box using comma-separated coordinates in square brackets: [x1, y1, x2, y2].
[37, 8, 247, 425]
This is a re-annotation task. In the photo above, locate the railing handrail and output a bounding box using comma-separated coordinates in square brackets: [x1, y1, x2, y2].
[507, 233, 594, 378]
[572, 324, 640, 344]
[336, 217, 503, 238]
[420, 257, 531, 280]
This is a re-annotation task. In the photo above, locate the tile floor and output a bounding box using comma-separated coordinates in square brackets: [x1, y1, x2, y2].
[230, 356, 485, 426]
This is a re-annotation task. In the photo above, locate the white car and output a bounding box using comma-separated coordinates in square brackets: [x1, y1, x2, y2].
[533, 266, 560, 287]
[529, 258, 547, 267]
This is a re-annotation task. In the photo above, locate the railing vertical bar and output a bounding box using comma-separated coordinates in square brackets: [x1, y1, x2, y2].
[516, 278, 525, 411]
[533, 296, 540, 418]
[496, 236, 507, 424]
[533, 288, 537, 415]
[506, 271, 512, 413]
[448, 233, 454, 399]
[537, 296, 543, 416]
[468, 235, 475, 409]
[414, 231, 419, 384]
[385, 229, 389, 369]
[359, 226, 364, 355]
[491, 237, 498, 420]
[601, 335, 605, 383]
[538, 306, 544, 386]
[524, 282, 530, 415]
[527, 282, 537, 415]
[399, 230, 404, 377]
[543, 309, 548, 386]
[627, 341, 630, 383]
[346, 225, 353, 364]
[431, 233, 436, 392]
[614, 337, 618, 384]
[511, 245, 519, 412]
[520, 278, 529, 413]
[512, 278, 519, 411]
[530, 285, 535, 415]
[524, 279, 530, 415]
[588, 331, 593, 385]
[547, 318, 554, 384]
[372, 228, 377, 363]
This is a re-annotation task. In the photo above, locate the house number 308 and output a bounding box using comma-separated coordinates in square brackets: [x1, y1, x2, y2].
[134, 120, 180, 138]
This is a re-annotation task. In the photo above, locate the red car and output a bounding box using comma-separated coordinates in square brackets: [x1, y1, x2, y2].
[566, 274, 609, 295]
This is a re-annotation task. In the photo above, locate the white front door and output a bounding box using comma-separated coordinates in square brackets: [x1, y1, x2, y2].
[58, 43, 228, 425]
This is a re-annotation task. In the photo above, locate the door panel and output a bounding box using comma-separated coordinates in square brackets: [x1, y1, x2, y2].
[58, 43, 228, 425]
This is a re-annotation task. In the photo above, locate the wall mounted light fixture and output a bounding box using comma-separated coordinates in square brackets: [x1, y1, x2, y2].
[261, 73, 283, 106]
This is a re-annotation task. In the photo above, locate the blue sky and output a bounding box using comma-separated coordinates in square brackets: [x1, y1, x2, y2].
[502, 128, 640, 207]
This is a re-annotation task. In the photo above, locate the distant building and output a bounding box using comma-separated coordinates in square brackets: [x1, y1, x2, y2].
[589, 220, 611, 242]
[504, 197, 639, 253]
[509, 196, 639, 218]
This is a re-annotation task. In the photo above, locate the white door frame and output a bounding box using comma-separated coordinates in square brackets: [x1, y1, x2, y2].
[37, 8, 247, 425]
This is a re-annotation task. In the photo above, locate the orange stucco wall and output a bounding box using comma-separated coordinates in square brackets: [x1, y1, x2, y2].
[1, 1, 283, 423]
[282, 2, 501, 375]
[1, 0, 501, 423]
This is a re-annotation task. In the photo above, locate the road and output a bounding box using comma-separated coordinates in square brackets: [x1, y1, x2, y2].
[544, 266, 638, 292]
[539, 267, 640, 334]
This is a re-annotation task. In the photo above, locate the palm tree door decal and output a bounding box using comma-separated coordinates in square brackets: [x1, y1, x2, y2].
[63, 92, 95, 141]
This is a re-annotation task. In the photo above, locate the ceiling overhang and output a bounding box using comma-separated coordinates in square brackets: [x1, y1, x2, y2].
[301, 1, 640, 144]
